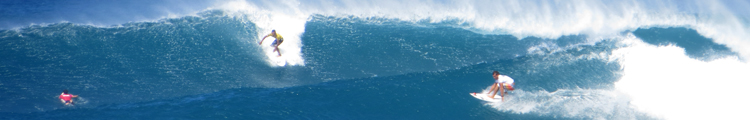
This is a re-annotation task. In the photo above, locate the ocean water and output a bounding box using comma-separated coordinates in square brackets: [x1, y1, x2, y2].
[2, 0, 750, 120]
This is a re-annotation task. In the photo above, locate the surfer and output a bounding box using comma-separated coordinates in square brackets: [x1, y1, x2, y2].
[488, 71, 514, 101]
[59, 89, 78, 105]
[259, 30, 284, 57]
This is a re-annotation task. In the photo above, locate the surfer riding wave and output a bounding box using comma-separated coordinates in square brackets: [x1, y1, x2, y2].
[488, 71, 514, 101]
[259, 30, 284, 57]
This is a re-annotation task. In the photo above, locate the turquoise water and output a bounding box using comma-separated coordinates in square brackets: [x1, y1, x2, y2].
[1, 0, 748, 119]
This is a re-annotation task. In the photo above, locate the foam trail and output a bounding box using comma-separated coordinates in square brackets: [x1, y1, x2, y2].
[485, 89, 644, 119]
[611, 35, 750, 120]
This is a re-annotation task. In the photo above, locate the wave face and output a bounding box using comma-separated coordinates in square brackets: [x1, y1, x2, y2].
[2, 0, 750, 120]
[0, 0, 217, 29]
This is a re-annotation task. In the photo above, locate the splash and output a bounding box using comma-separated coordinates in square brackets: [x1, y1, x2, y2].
[214, 0, 307, 66]
[487, 89, 648, 119]
[611, 35, 750, 120]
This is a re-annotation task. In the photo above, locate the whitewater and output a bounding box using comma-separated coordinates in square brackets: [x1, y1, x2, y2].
[2, 0, 750, 119]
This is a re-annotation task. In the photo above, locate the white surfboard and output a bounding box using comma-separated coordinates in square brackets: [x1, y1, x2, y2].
[261, 43, 287, 66]
[268, 55, 287, 66]
[275, 60, 286, 66]
[470, 92, 502, 102]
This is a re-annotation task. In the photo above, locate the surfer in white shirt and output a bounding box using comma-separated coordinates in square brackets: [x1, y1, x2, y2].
[488, 71, 514, 101]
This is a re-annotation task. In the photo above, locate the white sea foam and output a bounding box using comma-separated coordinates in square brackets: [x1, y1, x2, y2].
[610, 35, 750, 120]
[214, 0, 307, 66]
[484, 89, 643, 120]
[478, 34, 750, 119]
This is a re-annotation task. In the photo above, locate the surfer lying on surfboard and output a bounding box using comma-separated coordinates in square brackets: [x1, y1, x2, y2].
[259, 30, 284, 57]
[488, 71, 514, 101]
[59, 89, 78, 105]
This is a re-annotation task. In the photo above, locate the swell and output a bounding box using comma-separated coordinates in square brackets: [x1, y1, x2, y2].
[0, 11, 276, 112]
[0, 0, 216, 29]
[301, 15, 535, 80]
[0, 12, 540, 112]
[1, 5, 742, 119]
[3, 34, 625, 119]
[1, 11, 621, 113]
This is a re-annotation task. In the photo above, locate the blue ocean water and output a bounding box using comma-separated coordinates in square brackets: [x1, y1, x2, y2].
[2, 0, 749, 120]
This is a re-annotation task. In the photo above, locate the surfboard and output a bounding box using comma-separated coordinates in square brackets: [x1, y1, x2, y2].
[261, 42, 287, 66]
[266, 53, 286, 66]
[274, 59, 286, 66]
[470, 92, 502, 102]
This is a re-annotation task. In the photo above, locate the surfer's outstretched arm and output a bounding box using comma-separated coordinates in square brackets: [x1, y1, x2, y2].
[259, 35, 269, 45]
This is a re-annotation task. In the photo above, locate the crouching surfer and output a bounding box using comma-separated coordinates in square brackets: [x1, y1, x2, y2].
[259, 30, 284, 57]
[59, 89, 78, 105]
[487, 71, 515, 101]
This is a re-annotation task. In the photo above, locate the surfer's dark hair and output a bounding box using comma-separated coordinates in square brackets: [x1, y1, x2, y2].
[492, 71, 500, 75]
[272, 30, 276, 32]
[63, 89, 68, 94]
